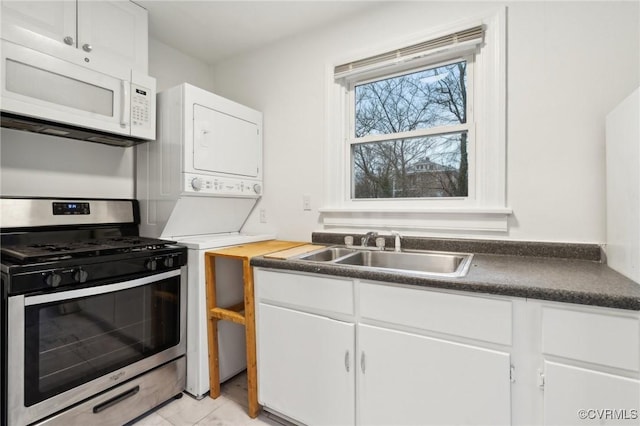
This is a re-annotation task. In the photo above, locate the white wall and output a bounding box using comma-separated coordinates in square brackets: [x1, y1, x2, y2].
[0, 38, 213, 199]
[149, 38, 215, 93]
[0, 128, 136, 198]
[212, 1, 639, 243]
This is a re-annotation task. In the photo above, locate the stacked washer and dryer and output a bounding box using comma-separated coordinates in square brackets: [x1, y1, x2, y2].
[136, 83, 274, 399]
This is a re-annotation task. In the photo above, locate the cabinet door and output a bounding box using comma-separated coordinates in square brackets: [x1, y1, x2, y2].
[358, 324, 511, 426]
[258, 303, 355, 426]
[544, 361, 640, 425]
[77, 1, 148, 73]
[1, 1, 76, 47]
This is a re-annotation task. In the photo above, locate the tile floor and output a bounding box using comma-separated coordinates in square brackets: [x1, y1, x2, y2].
[131, 371, 294, 426]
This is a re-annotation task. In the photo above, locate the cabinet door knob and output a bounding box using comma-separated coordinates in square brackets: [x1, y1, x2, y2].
[344, 351, 350, 372]
[360, 351, 366, 374]
[63, 36, 74, 45]
[82, 43, 93, 52]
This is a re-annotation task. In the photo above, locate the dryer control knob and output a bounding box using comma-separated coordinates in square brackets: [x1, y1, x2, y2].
[191, 178, 203, 191]
[253, 184, 262, 194]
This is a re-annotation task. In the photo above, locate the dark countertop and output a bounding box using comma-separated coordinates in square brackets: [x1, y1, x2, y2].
[251, 245, 640, 311]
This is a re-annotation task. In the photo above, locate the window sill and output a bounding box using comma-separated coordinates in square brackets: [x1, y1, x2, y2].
[318, 207, 512, 233]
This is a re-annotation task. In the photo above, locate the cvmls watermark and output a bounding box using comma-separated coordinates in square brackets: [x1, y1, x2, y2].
[578, 409, 638, 421]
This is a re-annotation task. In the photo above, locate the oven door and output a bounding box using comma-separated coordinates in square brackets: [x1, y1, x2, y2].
[7, 268, 186, 426]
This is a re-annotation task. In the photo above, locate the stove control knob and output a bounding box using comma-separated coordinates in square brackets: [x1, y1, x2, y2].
[44, 272, 62, 288]
[73, 268, 89, 283]
[145, 259, 158, 271]
[253, 183, 262, 194]
[191, 178, 203, 191]
[163, 257, 175, 268]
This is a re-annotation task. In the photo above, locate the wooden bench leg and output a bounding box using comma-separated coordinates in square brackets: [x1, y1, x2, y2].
[207, 318, 221, 399]
[243, 260, 260, 418]
[205, 255, 222, 399]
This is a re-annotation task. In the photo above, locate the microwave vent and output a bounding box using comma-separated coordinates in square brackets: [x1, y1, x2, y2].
[1, 112, 148, 147]
[87, 135, 132, 146]
[41, 128, 71, 136]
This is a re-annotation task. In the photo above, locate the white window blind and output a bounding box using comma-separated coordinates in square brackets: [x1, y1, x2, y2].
[334, 25, 484, 80]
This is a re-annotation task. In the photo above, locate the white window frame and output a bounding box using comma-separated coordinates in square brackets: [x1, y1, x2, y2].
[321, 8, 511, 234]
[347, 55, 475, 201]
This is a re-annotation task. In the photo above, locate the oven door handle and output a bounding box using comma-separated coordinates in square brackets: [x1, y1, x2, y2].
[24, 269, 181, 306]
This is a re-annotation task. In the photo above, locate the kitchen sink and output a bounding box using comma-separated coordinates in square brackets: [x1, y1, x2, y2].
[297, 247, 356, 262]
[294, 246, 473, 278]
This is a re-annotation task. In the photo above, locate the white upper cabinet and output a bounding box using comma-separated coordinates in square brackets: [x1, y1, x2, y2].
[1, 1, 148, 75]
[0, 1, 75, 45]
[76, 1, 148, 74]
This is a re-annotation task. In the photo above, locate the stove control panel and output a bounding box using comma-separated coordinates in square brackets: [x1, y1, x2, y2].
[42, 268, 88, 287]
[183, 173, 262, 197]
[7, 248, 187, 295]
[52, 202, 90, 215]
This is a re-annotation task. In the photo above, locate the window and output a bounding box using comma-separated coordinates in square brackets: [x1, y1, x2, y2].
[322, 9, 510, 233]
[351, 58, 472, 199]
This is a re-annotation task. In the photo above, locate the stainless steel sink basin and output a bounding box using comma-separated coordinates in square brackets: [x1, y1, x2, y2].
[297, 247, 356, 262]
[335, 250, 472, 277]
[294, 246, 473, 278]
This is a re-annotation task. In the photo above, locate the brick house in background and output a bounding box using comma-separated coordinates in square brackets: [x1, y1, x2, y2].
[405, 157, 459, 197]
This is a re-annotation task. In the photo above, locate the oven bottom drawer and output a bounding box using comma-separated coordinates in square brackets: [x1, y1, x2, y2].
[34, 357, 186, 426]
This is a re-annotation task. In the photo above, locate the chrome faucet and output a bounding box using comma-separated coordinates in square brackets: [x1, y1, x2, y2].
[391, 230, 402, 252]
[361, 231, 378, 248]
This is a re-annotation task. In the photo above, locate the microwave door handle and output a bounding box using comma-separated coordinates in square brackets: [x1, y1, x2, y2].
[120, 81, 130, 129]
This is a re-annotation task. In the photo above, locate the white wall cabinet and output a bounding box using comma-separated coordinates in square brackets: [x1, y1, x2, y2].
[1, 0, 148, 76]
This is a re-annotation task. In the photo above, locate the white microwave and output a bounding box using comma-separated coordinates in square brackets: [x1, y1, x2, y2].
[0, 39, 155, 147]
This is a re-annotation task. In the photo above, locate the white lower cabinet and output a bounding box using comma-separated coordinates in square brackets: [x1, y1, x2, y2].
[543, 361, 640, 425]
[358, 324, 511, 426]
[540, 305, 640, 425]
[254, 268, 640, 425]
[258, 303, 355, 425]
[255, 269, 513, 425]
[255, 269, 356, 425]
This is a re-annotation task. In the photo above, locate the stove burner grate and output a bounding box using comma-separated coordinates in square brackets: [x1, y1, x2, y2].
[1, 236, 176, 264]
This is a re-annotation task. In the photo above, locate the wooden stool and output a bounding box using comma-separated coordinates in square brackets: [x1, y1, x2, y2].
[204, 240, 307, 418]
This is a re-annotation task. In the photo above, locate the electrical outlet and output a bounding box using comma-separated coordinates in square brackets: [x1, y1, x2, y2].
[260, 209, 267, 223]
[303, 194, 311, 211]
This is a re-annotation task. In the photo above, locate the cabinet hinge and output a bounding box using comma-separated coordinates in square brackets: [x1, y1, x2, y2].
[510, 365, 515, 383]
[537, 368, 545, 389]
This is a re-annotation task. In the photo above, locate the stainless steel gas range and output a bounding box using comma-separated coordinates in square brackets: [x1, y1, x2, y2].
[0, 197, 187, 425]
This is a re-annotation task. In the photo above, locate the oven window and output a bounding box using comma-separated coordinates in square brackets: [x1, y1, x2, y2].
[23, 276, 180, 406]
